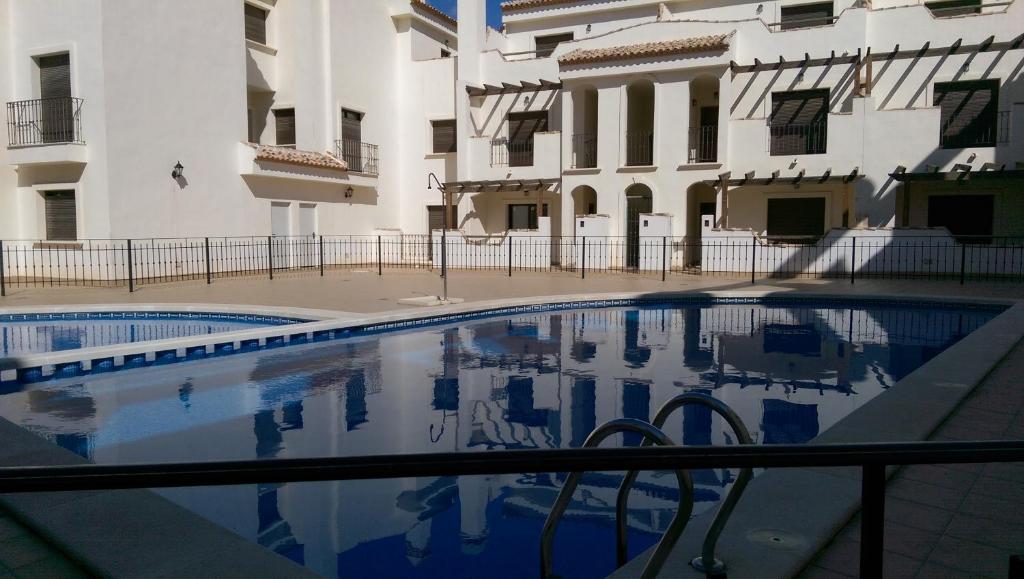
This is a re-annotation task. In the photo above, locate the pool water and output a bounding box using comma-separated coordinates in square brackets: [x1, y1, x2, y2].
[0, 312, 301, 356]
[0, 301, 999, 578]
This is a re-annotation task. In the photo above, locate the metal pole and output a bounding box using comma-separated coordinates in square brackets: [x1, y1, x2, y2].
[581, 237, 586, 280]
[204, 237, 211, 285]
[126, 239, 134, 293]
[0, 240, 6, 297]
[960, 242, 967, 285]
[508, 238, 513, 277]
[267, 236, 273, 280]
[860, 464, 885, 578]
[750, 236, 756, 285]
[319, 235, 325, 277]
[377, 235, 383, 276]
[661, 236, 667, 282]
[851, 236, 857, 285]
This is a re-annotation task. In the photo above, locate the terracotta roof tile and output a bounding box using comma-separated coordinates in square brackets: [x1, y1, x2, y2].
[558, 34, 730, 65]
[253, 145, 349, 172]
[502, 0, 600, 12]
[411, 0, 458, 28]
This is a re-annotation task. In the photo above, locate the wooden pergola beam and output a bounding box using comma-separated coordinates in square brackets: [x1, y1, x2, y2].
[844, 167, 860, 183]
[819, 168, 832, 183]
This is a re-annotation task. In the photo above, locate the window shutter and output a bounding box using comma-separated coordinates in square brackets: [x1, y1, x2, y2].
[432, 120, 457, 153]
[274, 108, 295, 146]
[766, 197, 826, 238]
[534, 33, 574, 58]
[770, 90, 828, 126]
[245, 4, 268, 45]
[779, 2, 834, 30]
[44, 191, 77, 241]
[342, 109, 362, 143]
[507, 111, 549, 143]
[38, 54, 71, 100]
[934, 80, 998, 148]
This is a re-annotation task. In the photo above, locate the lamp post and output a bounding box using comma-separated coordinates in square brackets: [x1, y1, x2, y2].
[427, 173, 448, 302]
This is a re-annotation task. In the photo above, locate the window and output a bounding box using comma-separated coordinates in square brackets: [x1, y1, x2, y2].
[506, 111, 549, 167]
[766, 197, 826, 239]
[928, 194, 994, 238]
[44, 190, 77, 241]
[507, 204, 549, 230]
[934, 79, 999, 149]
[244, 3, 268, 45]
[274, 108, 295, 146]
[779, 2, 834, 30]
[535, 33, 574, 58]
[431, 119, 457, 153]
[770, 89, 828, 155]
[340, 108, 364, 169]
[925, 0, 981, 16]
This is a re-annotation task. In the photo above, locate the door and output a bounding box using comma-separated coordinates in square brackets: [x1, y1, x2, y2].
[342, 109, 363, 171]
[270, 202, 291, 269]
[698, 106, 719, 162]
[626, 191, 653, 268]
[927, 194, 994, 239]
[427, 205, 458, 260]
[38, 53, 73, 143]
[297, 204, 317, 267]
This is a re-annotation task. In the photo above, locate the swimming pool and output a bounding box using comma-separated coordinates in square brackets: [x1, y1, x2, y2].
[0, 311, 304, 357]
[0, 299, 1001, 578]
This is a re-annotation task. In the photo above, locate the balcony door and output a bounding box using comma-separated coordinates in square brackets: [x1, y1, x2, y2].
[38, 53, 72, 143]
[342, 109, 363, 172]
[770, 89, 828, 155]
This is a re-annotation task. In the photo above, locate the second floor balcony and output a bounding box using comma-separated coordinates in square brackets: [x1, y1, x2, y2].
[769, 122, 827, 156]
[335, 139, 379, 176]
[688, 125, 719, 164]
[571, 134, 597, 169]
[625, 131, 653, 166]
[7, 97, 84, 148]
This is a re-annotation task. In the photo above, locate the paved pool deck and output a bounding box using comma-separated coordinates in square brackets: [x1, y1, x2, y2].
[0, 272, 1021, 578]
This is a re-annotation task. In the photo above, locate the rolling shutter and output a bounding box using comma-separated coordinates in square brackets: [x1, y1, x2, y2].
[766, 197, 826, 238]
[770, 89, 829, 155]
[507, 111, 548, 143]
[39, 54, 71, 100]
[245, 3, 268, 45]
[934, 79, 998, 148]
[432, 119, 457, 153]
[779, 2, 834, 30]
[341, 109, 362, 143]
[44, 191, 77, 241]
[274, 108, 295, 146]
[38, 54, 73, 143]
[535, 33, 574, 58]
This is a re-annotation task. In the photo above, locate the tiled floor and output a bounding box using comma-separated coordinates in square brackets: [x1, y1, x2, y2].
[800, 340, 1024, 579]
[0, 515, 90, 578]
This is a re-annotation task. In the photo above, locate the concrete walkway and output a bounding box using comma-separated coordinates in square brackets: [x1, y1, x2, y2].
[0, 514, 89, 578]
[800, 340, 1024, 579]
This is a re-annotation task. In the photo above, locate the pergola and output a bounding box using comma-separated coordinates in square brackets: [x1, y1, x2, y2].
[440, 179, 560, 223]
[465, 80, 563, 97]
[889, 164, 1024, 225]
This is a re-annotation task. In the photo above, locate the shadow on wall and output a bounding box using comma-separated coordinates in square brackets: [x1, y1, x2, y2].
[242, 175, 380, 206]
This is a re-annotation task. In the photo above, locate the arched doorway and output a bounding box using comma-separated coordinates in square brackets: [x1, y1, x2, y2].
[625, 183, 652, 268]
[689, 75, 720, 163]
[572, 87, 598, 168]
[625, 80, 655, 166]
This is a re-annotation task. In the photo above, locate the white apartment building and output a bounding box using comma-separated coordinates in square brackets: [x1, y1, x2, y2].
[0, 0, 458, 241]
[449, 0, 1024, 265]
[1, 0, 1022, 268]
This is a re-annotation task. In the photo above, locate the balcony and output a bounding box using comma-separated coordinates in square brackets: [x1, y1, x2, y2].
[687, 126, 718, 163]
[939, 111, 1010, 149]
[769, 122, 827, 156]
[625, 131, 653, 166]
[490, 138, 534, 167]
[571, 134, 597, 169]
[5, 97, 87, 166]
[335, 140, 379, 176]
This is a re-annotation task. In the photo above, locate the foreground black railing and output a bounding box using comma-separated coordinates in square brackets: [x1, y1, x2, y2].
[6, 97, 84, 147]
[0, 440, 1021, 578]
[2, 234, 1024, 296]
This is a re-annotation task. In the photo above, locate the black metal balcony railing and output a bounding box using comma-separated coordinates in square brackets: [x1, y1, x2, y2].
[940, 111, 1010, 149]
[6, 97, 84, 147]
[688, 125, 719, 163]
[491, 138, 534, 167]
[769, 122, 827, 156]
[335, 139, 379, 175]
[571, 133, 597, 169]
[625, 131, 653, 166]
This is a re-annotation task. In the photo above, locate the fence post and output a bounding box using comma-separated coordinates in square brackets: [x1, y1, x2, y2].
[377, 235, 383, 276]
[860, 464, 886, 578]
[958, 240, 966, 282]
[0, 240, 5, 297]
[319, 235, 325, 277]
[204, 237, 212, 285]
[750, 236, 756, 285]
[661, 236, 667, 282]
[126, 239, 134, 293]
[267, 236, 274, 280]
[508, 238, 513, 277]
[850, 237, 857, 285]
[581, 237, 586, 280]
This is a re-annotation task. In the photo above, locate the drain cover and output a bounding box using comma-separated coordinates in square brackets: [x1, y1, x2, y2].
[747, 529, 808, 551]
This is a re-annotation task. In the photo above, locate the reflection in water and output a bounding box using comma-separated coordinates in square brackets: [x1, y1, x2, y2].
[0, 303, 999, 579]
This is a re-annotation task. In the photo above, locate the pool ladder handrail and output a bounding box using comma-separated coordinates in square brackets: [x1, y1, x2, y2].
[539, 418, 694, 579]
[616, 392, 754, 576]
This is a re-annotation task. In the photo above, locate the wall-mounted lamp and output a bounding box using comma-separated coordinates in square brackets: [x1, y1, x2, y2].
[586, 24, 592, 33]
[171, 161, 184, 180]
[344, 186, 354, 198]
[756, 3, 764, 13]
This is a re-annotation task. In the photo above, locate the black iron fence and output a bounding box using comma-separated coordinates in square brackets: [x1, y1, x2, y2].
[0, 440, 1020, 579]
[6, 97, 84, 147]
[334, 139, 379, 175]
[2, 234, 1022, 296]
[769, 122, 827, 155]
[688, 125, 718, 163]
[571, 133, 597, 168]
